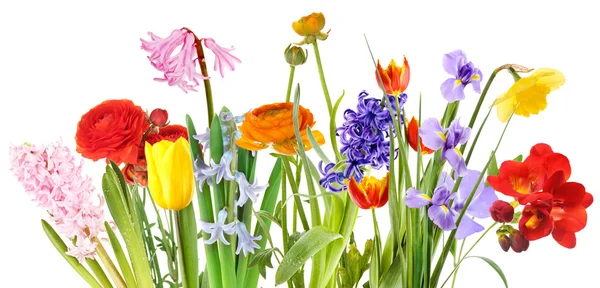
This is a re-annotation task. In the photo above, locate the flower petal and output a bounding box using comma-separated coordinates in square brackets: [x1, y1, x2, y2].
[428, 205, 457, 231]
[404, 188, 432, 208]
[441, 78, 466, 103]
[455, 215, 484, 240]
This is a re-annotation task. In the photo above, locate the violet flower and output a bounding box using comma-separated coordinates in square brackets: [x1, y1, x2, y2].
[141, 29, 208, 93]
[440, 50, 482, 102]
[419, 118, 471, 176]
[193, 156, 213, 192]
[235, 222, 262, 256]
[200, 209, 235, 245]
[405, 172, 457, 230]
[193, 127, 211, 152]
[201, 150, 235, 184]
[235, 172, 268, 207]
[318, 161, 347, 193]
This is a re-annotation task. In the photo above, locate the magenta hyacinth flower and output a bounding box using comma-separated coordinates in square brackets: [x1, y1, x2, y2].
[141, 29, 241, 93]
[440, 50, 483, 102]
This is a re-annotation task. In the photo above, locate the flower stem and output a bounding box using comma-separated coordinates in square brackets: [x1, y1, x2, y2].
[285, 66, 296, 103]
[311, 41, 333, 115]
[194, 37, 214, 126]
[174, 211, 188, 288]
[370, 208, 381, 288]
[93, 238, 127, 288]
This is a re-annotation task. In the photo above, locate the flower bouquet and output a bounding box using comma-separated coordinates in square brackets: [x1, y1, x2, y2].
[8, 11, 594, 288]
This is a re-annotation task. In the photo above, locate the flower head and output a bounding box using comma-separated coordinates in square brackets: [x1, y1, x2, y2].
[200, 209, 235, 245]
[493, 68, 565, 122]
[407, 117, 434, 154]
[149, 108, 169, 128]
[284, 44, 308, 66]
[235, 222, 262, 256]
[376, 57, 410, 96]
[489, 200, 515, 223]
[440, 50, 482, 102]
[76, 99, 149, 165]
[347, 173, 389, 210]
[318, 161, 347, 193]
[235, 172, 269, 207]
[202, 150, 235, 184]
[193, 127, 211, 152]
[141, 29, 207, 93]
[419, 118, 471, 176]
[235, 102, 325, 155]
[145, 137, 195, 210]
[202, 38, 241, 78]
[292, 12, 328, 44]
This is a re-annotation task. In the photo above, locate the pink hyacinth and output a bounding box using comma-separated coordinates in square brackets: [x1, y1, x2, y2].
[141, 28, 241, 92]
[9, 140, 107, 263]
[202, 38, 241, 78]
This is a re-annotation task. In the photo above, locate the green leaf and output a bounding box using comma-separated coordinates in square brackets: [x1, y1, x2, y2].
[291, 268, 306, 288]
[275, 226, 343, 285]
[306, 126, 331, 163]
[255, 210, 281, 228]
[511, 211, 522, 224]
[104, 221, 137, 288]
[379, 255, 404, 288]
[178, 204, 199, 288]
[338, 240, 373, 288]
[513, 154, 523, 162]
[41, 220, 102, 288]
[488, 151, 499, 177]
[464, 256, 508, 288]
[247, 248, 279, 279]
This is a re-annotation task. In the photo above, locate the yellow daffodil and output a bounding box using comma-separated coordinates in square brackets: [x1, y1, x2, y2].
[145, 137, 194, 210]
[494, 68, 565, 122]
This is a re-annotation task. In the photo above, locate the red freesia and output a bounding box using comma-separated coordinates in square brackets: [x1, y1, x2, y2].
[488, 143, 593, 248]
[376, 56, 410, 96]
[407, 117, 434, 154]
[489, 200, 514, 223]
[75, 99, 150, 165]
[347, 173, 389, 210]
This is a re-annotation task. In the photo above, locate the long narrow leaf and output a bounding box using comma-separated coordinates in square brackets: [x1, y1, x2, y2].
[104, 222, 137, 288]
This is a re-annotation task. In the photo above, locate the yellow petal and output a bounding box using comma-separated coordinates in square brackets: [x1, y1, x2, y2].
[145, 141, 165, 208]
[533, 68, 565, 91]
[496, 94, 518, 123]
[170, 138, 194, 210]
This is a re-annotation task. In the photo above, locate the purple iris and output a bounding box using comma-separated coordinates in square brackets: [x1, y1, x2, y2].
[419, 118, 471, 177]
[440, 50, 482, 103]
[332, 91, 402, 182]
[405, 170, 497, 239]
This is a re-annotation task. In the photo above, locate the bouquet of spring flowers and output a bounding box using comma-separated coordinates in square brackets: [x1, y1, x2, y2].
[8, 10, 594, 288]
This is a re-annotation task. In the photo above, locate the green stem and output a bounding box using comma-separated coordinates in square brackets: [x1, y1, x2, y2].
[286, 66, 296, 103]
[430, 109, 516, 288]
[450, 237, 467, 288]
[194, 35, 214, 125]
[174, 212, 188, 288]
[440, 223, 498, 288]
[281, 158, 310, 231]
[281, 166, 290, 251]
[93, 238, 127, 288]
[370, 209, 381, 288]
[311, 41, 333, 115]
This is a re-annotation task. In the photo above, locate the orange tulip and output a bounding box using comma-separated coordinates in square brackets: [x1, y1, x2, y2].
[235, 102, 325, 155]
[347, 173, 389, 210]
[376, 56, 410, 96]
[407, 117, 434, 154]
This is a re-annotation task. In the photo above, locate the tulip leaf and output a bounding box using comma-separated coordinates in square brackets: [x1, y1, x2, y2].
[41, 220, 103, 288]
[104, 221, 137, 288]
[463, 256, 508, 288]
[275, 225, 343, 285]
[379, 254, 404, 288]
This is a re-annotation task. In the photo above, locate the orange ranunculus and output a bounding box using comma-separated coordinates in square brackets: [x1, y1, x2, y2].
[76, 99, 149, 165]
[347, 173, 389, 210]
[376, 56, 410, 96]
[292, 12, 326, 37]
[235, 102, 325, 155]
[407, 117, 434, 154]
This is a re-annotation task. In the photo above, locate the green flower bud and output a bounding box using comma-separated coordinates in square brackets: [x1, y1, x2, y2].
[284, 44, 308, 66]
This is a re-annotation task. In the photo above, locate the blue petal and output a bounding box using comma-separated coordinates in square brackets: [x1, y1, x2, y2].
[428, 205, 457, 231]
[404, 188, 432, 208]
[441, 78, 466, 103]
[445, 148, 468, 177]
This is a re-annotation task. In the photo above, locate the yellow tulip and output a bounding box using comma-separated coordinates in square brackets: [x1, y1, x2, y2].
[145, 137, 195, 210]
[494, 68, 565, 122]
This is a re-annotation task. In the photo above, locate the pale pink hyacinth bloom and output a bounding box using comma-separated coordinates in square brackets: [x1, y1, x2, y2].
[9, 140, 106, 263]
[202, 38, 241, 78]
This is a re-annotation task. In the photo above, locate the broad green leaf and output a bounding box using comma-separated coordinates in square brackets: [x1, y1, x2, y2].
[488, 151, 499, 177]
[104, 222, 137, 288]
[379, 255, 404, 288]
[275, 226, 343, 285]
[41, 220, 102, 288]
[464, 256, 508, 288]
[247, 248, 279, 279]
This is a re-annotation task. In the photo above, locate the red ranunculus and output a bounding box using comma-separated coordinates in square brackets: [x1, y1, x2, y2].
[76, 99, 149, 165]
[158, 124, 189, 142]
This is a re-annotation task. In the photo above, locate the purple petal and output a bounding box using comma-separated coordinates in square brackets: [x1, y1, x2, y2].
[404, 188, 432, 208]
[471, 69, 483, 93]
[457, 170, 485, 204]
[431, 185, 453, 206]
[437, 171, 455, 190]
[441, 78, 466, 103]
[445, 149, 468, 177]
[419, 118, 445, 150]
[442, 50, 468, 76]
[467, 186, 498, 219]
[455, 216, 484, 240]
[428, 205, 457, 231]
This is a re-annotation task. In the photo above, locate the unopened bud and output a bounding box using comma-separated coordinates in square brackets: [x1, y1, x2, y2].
[498, 234, 511, 252]
[509, 229, 529, 253]
[490, 200, 514, 223]
[149, 108, 169, 127]
[284, 44, 308, 66]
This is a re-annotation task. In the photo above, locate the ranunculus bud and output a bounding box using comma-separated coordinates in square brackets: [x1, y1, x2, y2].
[489, 200, 514, 223]
[497, 233, 511, 252]
[149, 108, 169, 127]
[284, 44, 308, 66]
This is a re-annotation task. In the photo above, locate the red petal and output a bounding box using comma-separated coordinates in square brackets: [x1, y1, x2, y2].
[347, 176, 371, 210]
[376, 174, 390, 208]
[582, 192, 594, 208]
[518, 192, 552, 205]
[545, 153, 572, 181]
[541, 171, 566, 195]
[529, 143, 554, 157]
[519, 202, 553, 241]
[553, 182, 586, 205]
[487, 161, 532, 198]
[552, 228, 577, 249]
[552, 205, 587, 232]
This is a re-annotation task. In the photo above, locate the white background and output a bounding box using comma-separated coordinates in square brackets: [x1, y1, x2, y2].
[1, 0, 598, 287]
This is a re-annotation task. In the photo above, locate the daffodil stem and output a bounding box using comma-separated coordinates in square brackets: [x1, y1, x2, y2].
[430, 109, 516, 288]
[195, 37, 214, 126]
[93, 238, 127, 288]
[285, 66, 296, 103]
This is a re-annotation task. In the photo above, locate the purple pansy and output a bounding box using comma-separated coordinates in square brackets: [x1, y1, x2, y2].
[405, 170, 497, 239]
[419, 118, 471, 177]
[440, 50, 482, 102]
